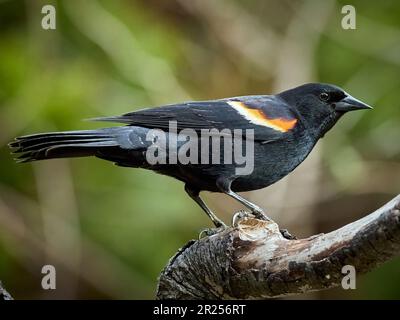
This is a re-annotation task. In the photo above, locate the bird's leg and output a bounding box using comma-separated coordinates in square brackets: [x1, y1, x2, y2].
[184, 184, 227, 229]
[216, 178, 273, 222]
[227, 190, 271, 221]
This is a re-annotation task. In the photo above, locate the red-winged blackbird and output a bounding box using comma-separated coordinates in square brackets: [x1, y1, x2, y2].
[9, 83, 371, 227]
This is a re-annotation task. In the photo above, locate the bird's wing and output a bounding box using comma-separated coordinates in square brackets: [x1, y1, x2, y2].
[92, 96, 299, 142]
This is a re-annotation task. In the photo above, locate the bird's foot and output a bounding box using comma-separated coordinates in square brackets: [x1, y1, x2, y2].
[233, 211, 296, 240]
[251, 207, 272, 222]
[232, 210, 253, 226]
[198, 225, 227, 239]
[232, 208, 274, 226]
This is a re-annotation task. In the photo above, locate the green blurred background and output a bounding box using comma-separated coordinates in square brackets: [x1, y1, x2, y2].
[0, 0, 399, 299]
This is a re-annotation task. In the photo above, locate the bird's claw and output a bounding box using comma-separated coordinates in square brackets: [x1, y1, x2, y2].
[232, 208, 273, 226]
[198, 225, 227, 239]
[251, 208, 271, 222]
[232, 210, 253, 226]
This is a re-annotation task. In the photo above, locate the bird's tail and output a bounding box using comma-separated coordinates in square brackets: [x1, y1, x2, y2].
[9, 128, 123, 163]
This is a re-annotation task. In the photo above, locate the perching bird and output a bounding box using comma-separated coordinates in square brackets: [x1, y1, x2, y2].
[9, 83, 371, 228]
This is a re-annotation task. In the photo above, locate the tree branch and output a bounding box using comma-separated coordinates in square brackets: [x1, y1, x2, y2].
[157, 195, 400, 299]
[0, 281, 13, 300]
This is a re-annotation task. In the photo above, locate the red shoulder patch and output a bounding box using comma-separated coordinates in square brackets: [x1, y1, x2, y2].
[227, 101, 297, 132]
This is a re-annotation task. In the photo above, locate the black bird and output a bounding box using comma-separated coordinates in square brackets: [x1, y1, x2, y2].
[9, 83, 371, 228]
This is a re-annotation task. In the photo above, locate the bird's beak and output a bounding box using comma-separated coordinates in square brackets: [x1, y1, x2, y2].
[334, 95, 373, 112]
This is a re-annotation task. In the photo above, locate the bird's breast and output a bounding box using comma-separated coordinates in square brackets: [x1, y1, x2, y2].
[231, 132, 316, 192]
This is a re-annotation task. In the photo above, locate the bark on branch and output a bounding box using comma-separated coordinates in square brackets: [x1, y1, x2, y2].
[0, 281, 13, 300]
[157, 195, 400, 299]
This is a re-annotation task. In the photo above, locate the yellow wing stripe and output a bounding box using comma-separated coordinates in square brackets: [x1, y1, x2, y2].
[227, 101, 297, 133]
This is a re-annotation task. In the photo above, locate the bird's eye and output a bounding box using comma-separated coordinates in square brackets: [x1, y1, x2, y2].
[319, 92, 330, 102]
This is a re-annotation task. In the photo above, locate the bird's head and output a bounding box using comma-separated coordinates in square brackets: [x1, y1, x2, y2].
[278, 83, 372, 138]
